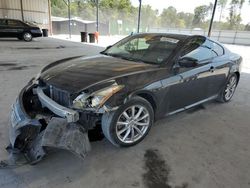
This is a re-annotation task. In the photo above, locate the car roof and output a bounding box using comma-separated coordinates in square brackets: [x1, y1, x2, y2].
[134, 32, 207, 42]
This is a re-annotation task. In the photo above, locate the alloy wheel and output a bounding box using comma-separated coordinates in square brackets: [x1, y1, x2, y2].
[23, 33, 32, 41]
[115, 105, 150, 144]
[224, 75, 237, 101]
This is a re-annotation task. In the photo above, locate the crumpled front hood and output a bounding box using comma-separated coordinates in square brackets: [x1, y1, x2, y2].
[40, 55, 158, 93]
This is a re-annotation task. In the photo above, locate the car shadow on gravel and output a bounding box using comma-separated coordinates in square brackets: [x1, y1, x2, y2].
[0, 39, 23, 42]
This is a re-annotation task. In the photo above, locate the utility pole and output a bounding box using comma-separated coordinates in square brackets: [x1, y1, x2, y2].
[68, 0, 71, 39]
[48, 0, 52, 35]
[96, 0, 99, 32]
[20, 0, 24, 21]
[63, 0, 71, 38]
[208, 0, 218, 37]
[137, 0, 142, 33]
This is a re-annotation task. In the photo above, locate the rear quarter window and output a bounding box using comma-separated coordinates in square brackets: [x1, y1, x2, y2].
[211, 42, 224, 57]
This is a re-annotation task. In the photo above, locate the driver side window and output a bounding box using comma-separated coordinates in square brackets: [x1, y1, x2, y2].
[7, 20, 25, 27]
[180, 38, 213, 64]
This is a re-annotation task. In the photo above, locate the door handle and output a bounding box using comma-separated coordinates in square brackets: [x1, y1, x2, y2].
[209, 66, 215, 73]
[183, 74, 198, 82]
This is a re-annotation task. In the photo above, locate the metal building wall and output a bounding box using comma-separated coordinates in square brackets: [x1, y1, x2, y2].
[0, 0, 51, 32]
[0, 0, 22, 19]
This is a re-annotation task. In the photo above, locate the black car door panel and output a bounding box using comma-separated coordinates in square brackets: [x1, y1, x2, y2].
[206, 59, 229, 97]
[168, 63, 212, 112]
[161, 37, 218, 113]
[5, 20, 25, 37]
[206, 42, 229, 97]
[0, 19, 8, 37]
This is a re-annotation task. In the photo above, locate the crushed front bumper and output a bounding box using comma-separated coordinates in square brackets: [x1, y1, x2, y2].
[6, 84, 91, 166]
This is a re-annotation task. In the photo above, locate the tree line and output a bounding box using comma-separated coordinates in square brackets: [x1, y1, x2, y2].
[51, 0, 250, 34]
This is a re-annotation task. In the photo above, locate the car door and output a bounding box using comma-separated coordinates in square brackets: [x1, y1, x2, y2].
[0, 19, 8, 37]
[6, 20, 25, 37]
[165, 37, 216, 113]
[206, 41, 229, 97]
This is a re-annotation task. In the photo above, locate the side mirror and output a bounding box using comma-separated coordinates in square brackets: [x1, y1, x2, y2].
[105, 45, 112, 50]
[178, 57, 198, 68]
[100, 45, 112, 55]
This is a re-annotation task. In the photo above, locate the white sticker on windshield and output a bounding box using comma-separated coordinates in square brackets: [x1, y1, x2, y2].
[160, 37, 179, 43]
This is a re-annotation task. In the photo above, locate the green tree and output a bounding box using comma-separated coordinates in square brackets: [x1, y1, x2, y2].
[177, 12, 194, 28]
[140, 5, 159, 30]
[245, 23, 250, 30]
[98, 0, 135, 34]
[218, 0, 228, 23]
[192, 5, 211, 27]
[160, 6, 177, 28]
[228, 0, 245, 29]
[50, 0, 68, 17]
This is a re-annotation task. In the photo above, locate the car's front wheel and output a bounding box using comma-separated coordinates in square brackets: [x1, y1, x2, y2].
[23, 32, 33, 42]
[101, 96, 154, 147]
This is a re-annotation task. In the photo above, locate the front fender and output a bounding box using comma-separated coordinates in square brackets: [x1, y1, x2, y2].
[103, 84, 161, 113]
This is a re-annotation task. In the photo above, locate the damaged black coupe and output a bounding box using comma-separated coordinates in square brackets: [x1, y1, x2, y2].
[6, 33, 242, 165]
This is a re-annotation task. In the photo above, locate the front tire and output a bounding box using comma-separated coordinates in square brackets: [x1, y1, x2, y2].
[23, 32, 33, 42]
[101, 96, 154, 147]
[217, 73, 238, 103]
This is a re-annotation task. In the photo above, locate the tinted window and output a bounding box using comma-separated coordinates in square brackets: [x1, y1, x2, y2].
[104, 34, 180, 64]
[181, 38, 214, 63]
[0, 20, 7, 26]
[8, 20, 25, 27]
[211, 42, 224, 56]
[120, 37, 150, 51]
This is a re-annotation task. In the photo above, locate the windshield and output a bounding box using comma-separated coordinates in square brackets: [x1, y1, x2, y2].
[103, 34, 180, 64]
[24, 21, 38, 27]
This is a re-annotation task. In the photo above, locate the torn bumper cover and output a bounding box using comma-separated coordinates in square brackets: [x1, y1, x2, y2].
[7, 85, 91, 165]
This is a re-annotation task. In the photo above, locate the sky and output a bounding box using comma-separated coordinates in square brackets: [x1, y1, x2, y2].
[131, 0, 250, 24]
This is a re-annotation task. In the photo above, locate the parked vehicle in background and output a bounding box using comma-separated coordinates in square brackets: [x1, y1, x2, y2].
[0, 18, 42, 41]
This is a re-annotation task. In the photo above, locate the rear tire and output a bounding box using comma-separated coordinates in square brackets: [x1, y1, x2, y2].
[101, 96, 154, 147]
[217, 73, 238, 103]
[23, 32, 33, 42]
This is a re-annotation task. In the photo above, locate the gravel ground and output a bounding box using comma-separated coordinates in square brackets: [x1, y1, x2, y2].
[0, 37, 250, 188]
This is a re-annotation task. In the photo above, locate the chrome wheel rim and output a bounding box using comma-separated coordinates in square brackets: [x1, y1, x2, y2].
[116, 105, 150, 144]
[24, 33, 32, 41]
[224, 76, 237, 101]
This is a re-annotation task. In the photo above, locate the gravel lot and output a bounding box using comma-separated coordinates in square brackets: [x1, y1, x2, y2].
[0, 37, 250, 188]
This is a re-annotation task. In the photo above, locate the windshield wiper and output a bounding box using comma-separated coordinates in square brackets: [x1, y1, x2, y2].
[101, 52, 119, 57]
[100, 51, 108, 55]
[102, 53, 155, 64]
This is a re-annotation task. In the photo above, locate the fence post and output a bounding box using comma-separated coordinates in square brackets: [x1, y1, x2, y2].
[233, 30, 237, 45]
[218, 30, 221, 41]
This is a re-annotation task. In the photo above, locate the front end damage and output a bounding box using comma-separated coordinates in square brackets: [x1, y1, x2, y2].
[3, 82, 91, 167]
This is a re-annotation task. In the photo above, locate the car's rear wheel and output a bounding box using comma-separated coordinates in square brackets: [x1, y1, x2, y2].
[217, 73, 238, 102]
[23, 32, 33, 42]
[101, 96, 154, 147]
